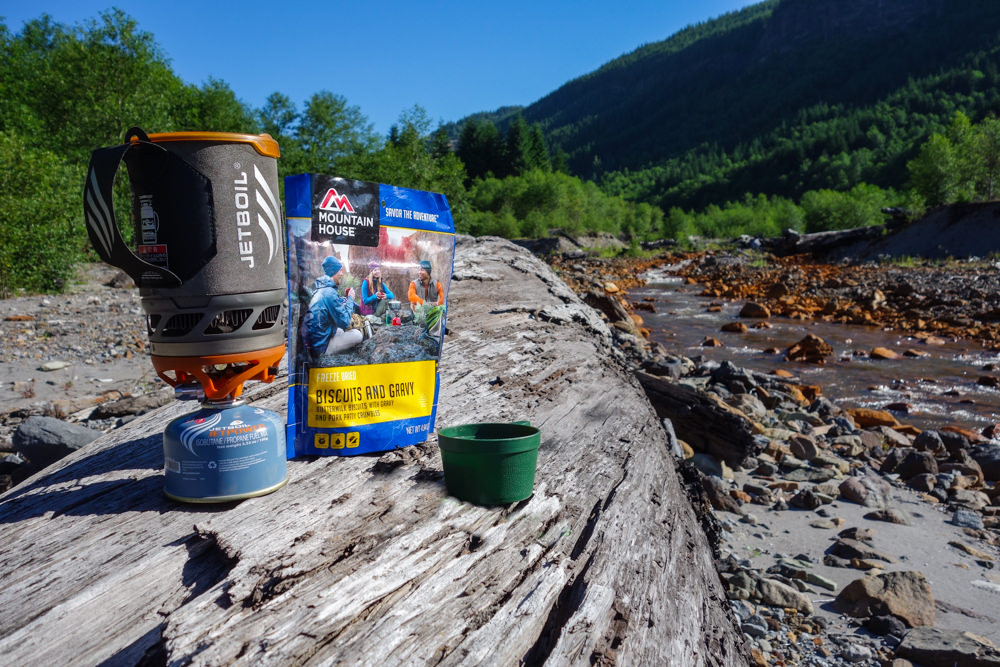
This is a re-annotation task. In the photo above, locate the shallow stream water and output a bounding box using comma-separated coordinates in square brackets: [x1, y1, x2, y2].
[632, 266, 1000, 433]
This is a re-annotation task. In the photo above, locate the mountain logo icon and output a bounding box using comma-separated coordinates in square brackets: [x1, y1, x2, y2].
[318, 188, 355, 213]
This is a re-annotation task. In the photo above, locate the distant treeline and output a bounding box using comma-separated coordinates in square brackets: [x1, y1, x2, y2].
[1, 7, 997, 294]
[0, 11, 654, 292]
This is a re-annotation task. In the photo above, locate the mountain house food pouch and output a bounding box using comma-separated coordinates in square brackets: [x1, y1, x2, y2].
[284, 174, 455, 456]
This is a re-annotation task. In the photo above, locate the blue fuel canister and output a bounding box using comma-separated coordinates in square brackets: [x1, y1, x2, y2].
[163, 400, 287, 503]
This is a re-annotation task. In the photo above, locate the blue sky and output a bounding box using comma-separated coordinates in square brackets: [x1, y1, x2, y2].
[1, 1, 760, 136]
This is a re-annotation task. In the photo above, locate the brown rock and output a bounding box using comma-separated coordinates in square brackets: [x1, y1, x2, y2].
[948, 541, 995, 561]
[846, 408, 899, 428]
[896, 450, 939, 480]
[786, 334, 833, 364]
[700, 336, 724, 347]
[907, 473, 937, 492]
[829, 538, 897, 563]
[838, 474, 892, 507]
[863, 508, 911, 525]
[838, 526, 876, 542]
[702, 476, 743, 515]
[739, 302, 771, 319]
[721, 321, 748, 333]
[789, 434, 820, 461]
[871, 347, 902, 360]
[833, 571, 936, 627]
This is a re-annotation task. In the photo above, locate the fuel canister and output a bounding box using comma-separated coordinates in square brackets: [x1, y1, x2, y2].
[163, 400, 287, 503]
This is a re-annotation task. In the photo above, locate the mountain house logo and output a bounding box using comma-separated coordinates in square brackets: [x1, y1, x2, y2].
[311, 177, 380, 247]
[319, 188, 355, 213]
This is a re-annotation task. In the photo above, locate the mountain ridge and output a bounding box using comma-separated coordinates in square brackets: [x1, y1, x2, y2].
[448, 0, 1000, 211]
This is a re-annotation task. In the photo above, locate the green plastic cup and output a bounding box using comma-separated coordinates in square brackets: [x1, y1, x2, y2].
[437, 422, 540, 505]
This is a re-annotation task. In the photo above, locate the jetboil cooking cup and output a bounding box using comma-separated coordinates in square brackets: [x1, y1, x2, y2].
[83, 127, 286, 400]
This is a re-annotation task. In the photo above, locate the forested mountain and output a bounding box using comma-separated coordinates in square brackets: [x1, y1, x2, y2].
[455, 0, 1000, 211]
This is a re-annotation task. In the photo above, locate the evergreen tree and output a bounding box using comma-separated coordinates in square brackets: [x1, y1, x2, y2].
[503, 114, 531, 177]
[457, 118, 503, 181]
[527, 123, 550, 171]
[431, 126, 452, 158]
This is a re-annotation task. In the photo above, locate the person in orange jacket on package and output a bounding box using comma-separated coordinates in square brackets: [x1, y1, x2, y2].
[407, 259, 444, 309]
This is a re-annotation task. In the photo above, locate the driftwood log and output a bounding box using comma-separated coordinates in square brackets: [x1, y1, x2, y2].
[635, 372, 761, 469]
[767, 225, 884, 256]
[0, 237, 746, 666]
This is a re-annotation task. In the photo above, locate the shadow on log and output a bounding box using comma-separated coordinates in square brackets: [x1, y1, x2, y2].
[0, 237, 746, 666]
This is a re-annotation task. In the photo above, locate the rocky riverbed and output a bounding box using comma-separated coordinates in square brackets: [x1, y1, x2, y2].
[0, 264, 170, 490]
[4, 250, 1000, 666]
[549, 249, 1000, 667]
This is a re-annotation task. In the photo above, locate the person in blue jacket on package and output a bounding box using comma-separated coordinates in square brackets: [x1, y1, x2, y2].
[302, 255, 363, 361]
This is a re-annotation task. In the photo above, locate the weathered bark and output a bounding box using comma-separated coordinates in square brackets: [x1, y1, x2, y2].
[635, 371, 761, 468]
[0, 237, 747, 666]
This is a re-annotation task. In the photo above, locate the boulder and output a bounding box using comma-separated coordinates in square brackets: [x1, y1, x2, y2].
[12, 416, 102, 467]
[739, 302, 771, 319]
[786, 334, 832, 364]
[756, 578, 813, 614]
[788, 434, 820, 461]
[895, 627, 1000, 667]
[828, 538, 896, 563]
[896, 450, 939, 480]
[833, 571, 935, 627]
[701, 474, 743, 514]
[880, 447, 915, 475]
[969, 443, 1000, 481]
[838, 473, 892, 508]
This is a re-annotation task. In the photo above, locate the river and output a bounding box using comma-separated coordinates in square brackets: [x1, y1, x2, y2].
[632, 266, 1000, 434]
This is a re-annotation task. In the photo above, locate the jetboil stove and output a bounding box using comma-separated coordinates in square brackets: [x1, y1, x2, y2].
[84, 127, 288, 502]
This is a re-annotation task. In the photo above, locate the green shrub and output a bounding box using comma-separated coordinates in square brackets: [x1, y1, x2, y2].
[0, 131, 85, 294]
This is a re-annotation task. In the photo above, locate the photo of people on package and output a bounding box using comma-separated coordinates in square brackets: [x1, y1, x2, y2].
[293, 241, 452, 369]
[360, 260, 394, 318]
[301, 254, 365, 363]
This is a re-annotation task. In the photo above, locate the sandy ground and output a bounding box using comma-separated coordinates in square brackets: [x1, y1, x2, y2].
[719, 469, 1000, 644]
[0, 264, 163, 420]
